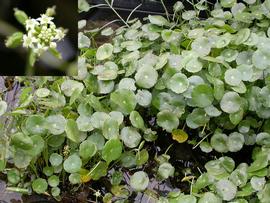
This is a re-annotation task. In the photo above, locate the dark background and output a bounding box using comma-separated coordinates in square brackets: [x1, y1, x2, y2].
[0, 0, 77, 75]
[85, 0, 213, 21]
[85, 0, 179, 21]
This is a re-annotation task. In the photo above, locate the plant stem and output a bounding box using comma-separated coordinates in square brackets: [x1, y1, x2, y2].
[6, 187, 29, 194]
[25, 50, 34, 75]
[126, 3, 143, 22]
[192, 132, 212, 150]
[160, 0, 170, 20]
[104, 0, 129, 27]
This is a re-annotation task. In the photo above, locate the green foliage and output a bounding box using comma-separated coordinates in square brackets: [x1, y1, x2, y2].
[1, 0, 270, 201]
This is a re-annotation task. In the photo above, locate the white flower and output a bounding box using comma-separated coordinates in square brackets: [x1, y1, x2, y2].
[37, 14, 54, 25]
[23, 34, 37, 48]
[34, 43, 49, 55]
[25, 19, 39, 31]
[22, 9, 66, 56]
[23, 34, 32, 47]
[55, 29, 65, 40]
[94, 190, 101, 197]
[50, 23, 56, 30]
[50, 42, 57, 49]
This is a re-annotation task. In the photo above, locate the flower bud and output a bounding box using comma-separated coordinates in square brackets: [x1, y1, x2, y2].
[45, 6, 56, 17]
[14, 8, 28, 25]
[173, 2, 185, 12]
[5, 32, 23, 48]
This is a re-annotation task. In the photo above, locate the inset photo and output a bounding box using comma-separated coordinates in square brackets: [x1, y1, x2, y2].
[0, 0, 77, 75]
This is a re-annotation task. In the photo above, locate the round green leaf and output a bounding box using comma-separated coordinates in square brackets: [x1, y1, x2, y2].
[109, 111, 124, 125]
[168, 54, 182, 70]
[63, 154, 82, 173]
[79, 140, 97, 159]
[69, 173, 81, 184]
[88, 132, 105, 150]
[232, 28, 250, 45]
[221, 49, 238, 62]
[148, 15, 169, 26]
[220, 91, 242, 113]
[110, 89, 137, 115]
[237, 64, 253, 81]
[14, 149, 32, 168]
[229, 167, 248, 187]
[260, 86, 270, 108]
[136, 149, 149, 166]
[157, 110, 179, 132]
[173, 195, 197, 203]
[78, 32, 90, 49]
[47, 134, 65, 148]
[7, 168, 20, 185]
[101, 27, 113, 36]
[25, 115, 46, 135]
[61, 79, 84, 97]
[236, 51, 253, 65]
[129, 111, 145, 130]
[204, 105, 222, 117]
[191, 37, 211, 56]
[120, 127, 141, 148]
[130, 171, 149, 191]
[135, 65, 158, 89]
[120, 151, 136, 168]
[135, 90, 152, 107]
[98, 61, 118, 81]
[90, 112, 110, 129]
[158, 162, 175, 180]
[45, 114, 66, 135]
[161, 30, 181, 43]
[191, 84, 214, 108]
[252, 50, 270, 70]
[198, 192, 222, 203]
[32, 178, 48, 194]
[65, 119, 80, 143]
[185, 57, 203, 73]
[256, 132, 270, 146]
[167, 73, 189, 94]
[89, 161, 108, 180]
[11, 132, 33, 150]
[96, 43, 114, 60]
[102, 139, 122, 163]
[186, 108, 209, 129]
[251, 176, 266, 191]
[51, 187, 61, 197]
[48, 175, 60, 187]
[227, 132, 245, 152]
[210, 133, 228, 153]
[215, 179, 237, 201]
[98, 80, 115, 94]
[121, 40, 142, 51]
[43, 166, 54, 176]
[118, 78, 136, 91]
[183, 75, 205, 98]
[225, 69, 242, 86]
[28, 135, 45, 156]
[182, 10, 196, 20]
[49, 153, 63, 166]
[258, 183, 270, 202]
[199, 141, 213, 153]
[102, 118, 119, 139]
[220, 0, 236, 8]
[76, 115, 93, 132]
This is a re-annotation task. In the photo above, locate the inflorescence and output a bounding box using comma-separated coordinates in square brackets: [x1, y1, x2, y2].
[22, 9, 66, 56]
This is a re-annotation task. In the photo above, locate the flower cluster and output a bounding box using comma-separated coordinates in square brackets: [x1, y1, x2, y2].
[22, 13, 66, 56]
